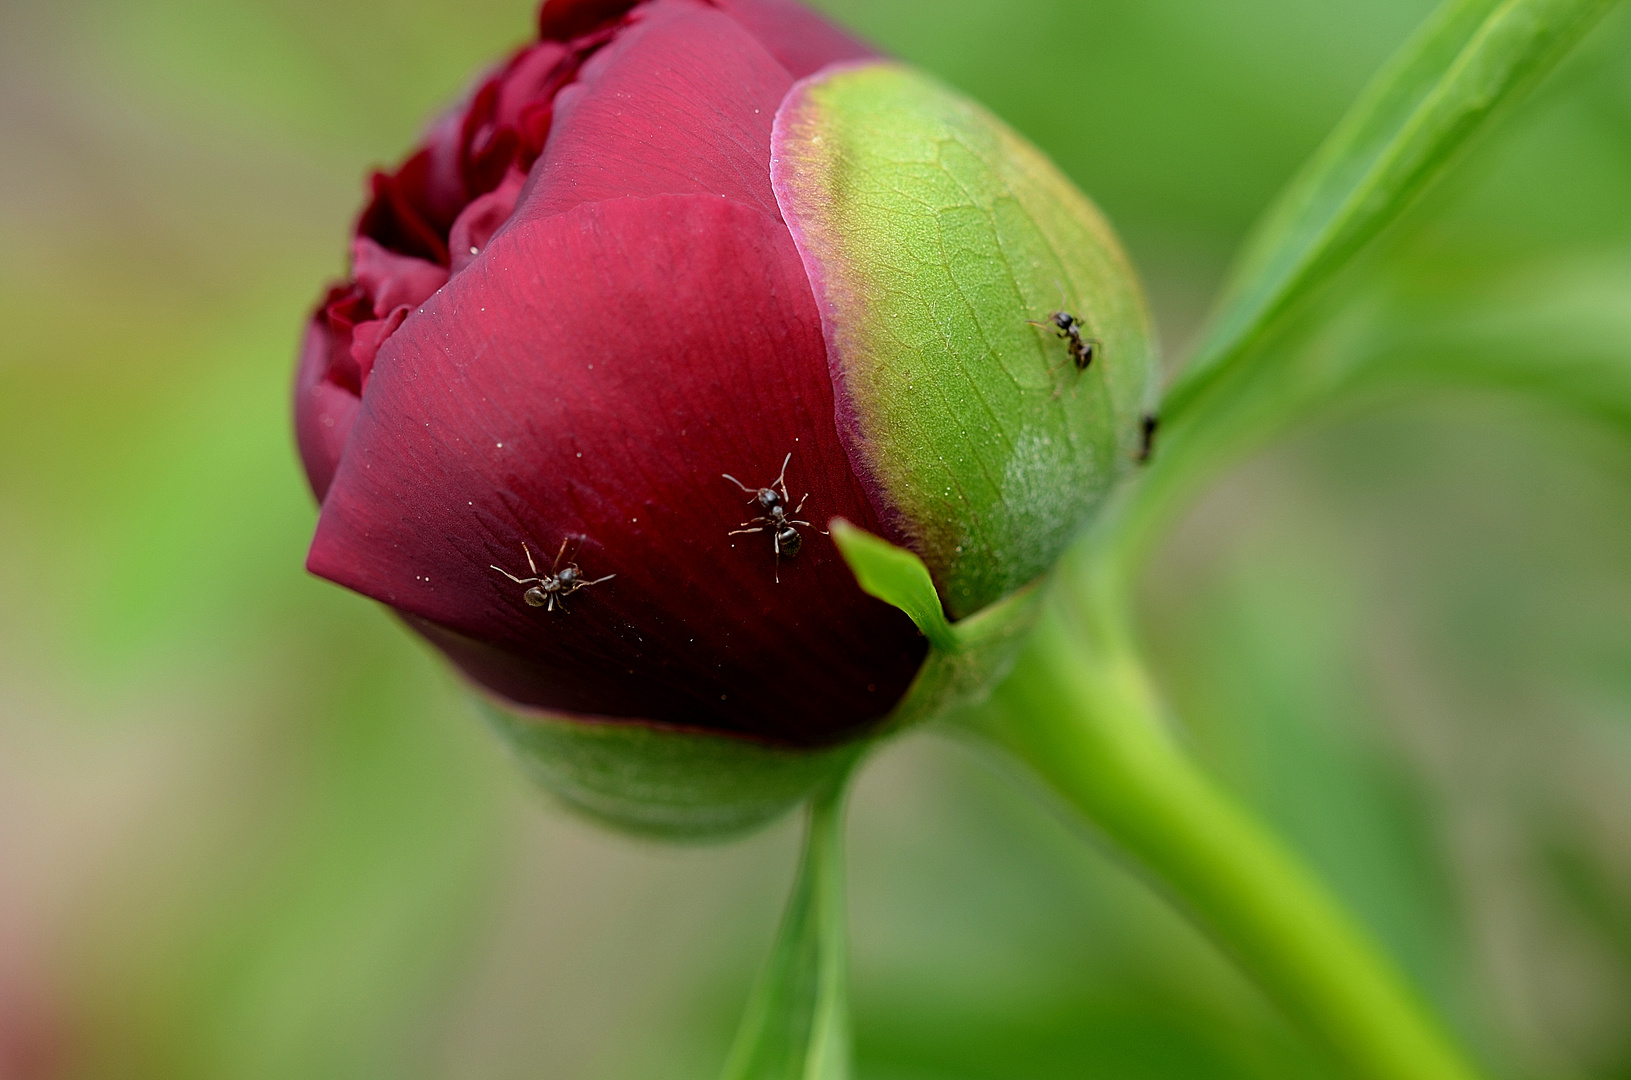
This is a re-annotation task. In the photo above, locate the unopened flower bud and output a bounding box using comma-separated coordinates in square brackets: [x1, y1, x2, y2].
[294, 0, 1153, 807]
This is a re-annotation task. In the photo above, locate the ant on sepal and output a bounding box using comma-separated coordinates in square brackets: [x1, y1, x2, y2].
[1028, 309, 1101, 372]
[723, 451, 825, 582]
[491, 536, 613, 612]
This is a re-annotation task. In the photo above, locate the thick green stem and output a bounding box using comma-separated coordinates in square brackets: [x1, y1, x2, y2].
[958, 558, 1483, 1080]
[719, 775, 852, 1080]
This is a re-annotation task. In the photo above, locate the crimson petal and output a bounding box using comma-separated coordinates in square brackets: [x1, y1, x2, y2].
[713, 0, 879, 78]
[538, 0, 640, 40]
[307, 194, 925, 744]
[294, 311, 363, 502]
[517, 0, 790, 223]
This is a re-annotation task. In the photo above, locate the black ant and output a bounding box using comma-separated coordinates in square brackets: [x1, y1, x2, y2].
[490, 537, 613, 612]
[722, 452, 821, 581]
[1136, 412, 1159, 463]
[1028, 310, 1101, 372]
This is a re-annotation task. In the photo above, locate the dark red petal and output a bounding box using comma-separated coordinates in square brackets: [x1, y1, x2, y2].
[494, 41, 574, 131]
[349, 305, 412, 389]
[307, 194, 925, 744]
[449, 167, 528, 276]
[359, 166, 451, 266]
[351, 238, 449, 316]
[516, 0, 789, 223]
[320, 287, 371, 394]
[713, 0, 879, 78]
[537, 0, 639, 40]
[413, 109, 470, 235]
[293, 312, 362, 502]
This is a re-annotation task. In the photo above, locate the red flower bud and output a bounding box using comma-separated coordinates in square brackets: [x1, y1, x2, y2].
[295, 0, 922, 746]
[295, 0, 1156, 762]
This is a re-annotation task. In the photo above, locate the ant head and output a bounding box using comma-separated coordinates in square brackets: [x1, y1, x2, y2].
[523, 586, 549, 608]
[557, 565, 580, 586]
[1051, 311, 1074, 330]
[756, 487, 781, 510]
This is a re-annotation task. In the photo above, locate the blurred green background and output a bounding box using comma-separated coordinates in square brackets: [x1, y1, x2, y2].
[2, 0, 1630, 1076]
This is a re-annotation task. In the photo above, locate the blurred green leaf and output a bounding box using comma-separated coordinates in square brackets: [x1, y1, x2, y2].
[1165, 0, 1621, 425]
[1350, 257, 1631, 430]
[720, 778, 853, 1080]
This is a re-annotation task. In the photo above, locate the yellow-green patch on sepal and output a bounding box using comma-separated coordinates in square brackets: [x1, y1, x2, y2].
[772, 62, 1156, 618]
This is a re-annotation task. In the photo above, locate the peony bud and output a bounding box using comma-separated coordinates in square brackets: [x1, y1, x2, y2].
[294, 0, 1153, 773]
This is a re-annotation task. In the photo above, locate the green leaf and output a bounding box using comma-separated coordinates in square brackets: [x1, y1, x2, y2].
[1163, 0, 1621, 425]
[720, 775, 854, 1080]
[481, 703, 861, 841]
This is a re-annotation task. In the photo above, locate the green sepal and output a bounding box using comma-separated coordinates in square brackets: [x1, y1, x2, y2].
[480, 703, 861, 841]
[829, 518, 955, 650]
[832, 519, 1043, 735]
[773, 62, 1156, 619]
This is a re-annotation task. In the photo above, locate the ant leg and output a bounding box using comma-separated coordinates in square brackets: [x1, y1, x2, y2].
[774, 452, 792, 500]
[522, 543, 539, 577]
[584, 574, 615, 587]
[729, 524, 766, 536]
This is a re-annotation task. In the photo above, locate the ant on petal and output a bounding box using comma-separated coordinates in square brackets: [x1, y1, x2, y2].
[723, 451, 822, 581]
[491, 537, 613, 612]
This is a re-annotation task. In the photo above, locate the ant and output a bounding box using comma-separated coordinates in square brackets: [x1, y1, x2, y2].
[722, 451, 821, 581]
[490, 537, 613, 612]
[1028, 310, 1101, 372]
[1136, 412, 1159, 464]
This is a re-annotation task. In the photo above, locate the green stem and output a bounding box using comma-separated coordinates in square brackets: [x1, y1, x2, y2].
[719, 774, 852, 1080]
[958, 550, 1483, 1080]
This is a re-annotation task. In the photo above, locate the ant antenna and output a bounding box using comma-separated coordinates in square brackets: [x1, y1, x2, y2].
[774, 452, 792, 495]
[721, 472, 754, 495]
[552, 537, 570, 571]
